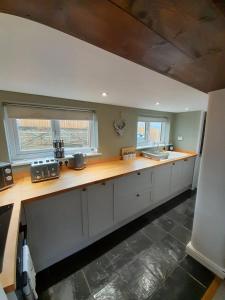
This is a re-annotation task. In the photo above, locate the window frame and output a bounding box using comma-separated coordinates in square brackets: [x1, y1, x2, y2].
[5, 115, 98, 162]
[136, 117, 168, 148]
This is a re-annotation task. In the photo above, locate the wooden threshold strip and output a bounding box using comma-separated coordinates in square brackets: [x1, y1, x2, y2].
[202, 277, 223, 300]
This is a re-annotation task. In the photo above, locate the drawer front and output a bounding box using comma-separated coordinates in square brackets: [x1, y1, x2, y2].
[115, 189, 151, 223]
[115, 169, 152, 198]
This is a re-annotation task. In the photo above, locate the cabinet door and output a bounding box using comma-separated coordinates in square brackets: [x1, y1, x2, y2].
[152, 164, 171, 203]
[87, 181, 114, 237]
[182, 157, 195, 188]
[171, 160, 184, 195]
[115, 189, 151, 223]
[115, 169, 152, 198]
[24, 189, 86, 272]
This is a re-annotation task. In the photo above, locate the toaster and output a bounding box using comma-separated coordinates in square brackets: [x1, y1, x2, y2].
[0, 162, 14, 191]
[31, 159, 60, 183]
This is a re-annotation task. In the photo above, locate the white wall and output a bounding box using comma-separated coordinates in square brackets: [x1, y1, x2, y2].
[188, 88, 225, 276]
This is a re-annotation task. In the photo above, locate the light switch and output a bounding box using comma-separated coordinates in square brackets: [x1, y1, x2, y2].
[177, 136, 183, 141]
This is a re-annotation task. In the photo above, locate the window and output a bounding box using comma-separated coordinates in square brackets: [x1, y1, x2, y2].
[137, 116, 168, 147]
[4, 104, 98, 161]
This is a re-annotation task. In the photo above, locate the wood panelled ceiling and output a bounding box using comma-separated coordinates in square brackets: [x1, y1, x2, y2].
[1, 0, 225, 92]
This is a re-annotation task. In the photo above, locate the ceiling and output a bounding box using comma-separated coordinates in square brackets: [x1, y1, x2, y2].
[0, 13, 208, 112]
[0, 0, 224, 93]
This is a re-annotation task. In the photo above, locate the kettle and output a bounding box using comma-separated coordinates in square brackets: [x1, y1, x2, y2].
[69, 153, 86, 170]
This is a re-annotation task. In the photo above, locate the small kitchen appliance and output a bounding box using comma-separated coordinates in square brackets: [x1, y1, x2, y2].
[68, 153, 86, 170]
[0, 162, 14, 191]
[31, 159, 60, 183]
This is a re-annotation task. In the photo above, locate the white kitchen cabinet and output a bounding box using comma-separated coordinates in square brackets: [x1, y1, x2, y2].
[182, 157, 195, 188]
[115, 189, 151, 223]
[171, 160, 184, 195]
[152, 164, 171, 203]
[87, 181, 114, 237]
[115, 169, 153, 198]
[114, 169, 153, 223]
[24, 189, 86, 272]
[171, 157, 195, 195]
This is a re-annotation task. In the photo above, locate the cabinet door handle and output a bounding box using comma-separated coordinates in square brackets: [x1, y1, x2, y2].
[172, 162, 175, 166]
[101, 182, 106, 186]
[184, 158, 188, 162]
[136, 193, 140, 197]
[82, 187, 87, 192]
[137, 172, 141, 175]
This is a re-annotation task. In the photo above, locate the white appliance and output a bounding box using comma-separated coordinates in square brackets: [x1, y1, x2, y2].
[22, 245, 38, 300]
[187, 88, 225, 278]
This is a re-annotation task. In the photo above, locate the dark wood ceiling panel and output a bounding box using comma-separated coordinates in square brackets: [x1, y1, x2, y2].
[0, 1, 191, 80]
[0, 0, 225, 92]
[112, 0, 225, 58]
[213, 0, 225, 17]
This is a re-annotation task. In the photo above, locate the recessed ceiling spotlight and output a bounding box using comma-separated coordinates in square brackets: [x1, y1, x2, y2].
[155, 102, 160, 105]
[101, 92, 108, 97]
[185, 107, 189, 111]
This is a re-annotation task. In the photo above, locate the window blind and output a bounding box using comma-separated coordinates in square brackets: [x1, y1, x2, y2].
[4, 103, 94, 120]
[138, 116, 168, 123]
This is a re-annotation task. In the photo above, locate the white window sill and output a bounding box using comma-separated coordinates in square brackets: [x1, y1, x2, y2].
[12, 152, 102, 167]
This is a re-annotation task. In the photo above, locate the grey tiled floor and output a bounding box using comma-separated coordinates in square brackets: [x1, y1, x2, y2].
[40, 194, 214, 300]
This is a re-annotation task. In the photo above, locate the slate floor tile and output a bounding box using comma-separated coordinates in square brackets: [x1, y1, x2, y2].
[126, 231, 153, 254]
[92, 275, 131, 300]
[170, 224, 192, 245]
[182, 215, 194, 230]
[153, 214, 176, 232]
[166, 208, 186, 224]
[179, 256, 214, 288]
[72, 271, 92, 300]
[119, 258, 159, 300]
[106, 241, 136, 271]
[138, 244, 177, 281]
[150, 266, 205, 300]
[142, 222, 167, 242]
[175, 202, 195, 218]
[158, 234, 186, 263]
[39, 271, 92, 300]
[83, 255, 116, 293]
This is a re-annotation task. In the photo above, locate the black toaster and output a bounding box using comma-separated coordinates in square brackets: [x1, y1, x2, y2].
[30, 159, 60, 183]
[0, 162, 14, 191]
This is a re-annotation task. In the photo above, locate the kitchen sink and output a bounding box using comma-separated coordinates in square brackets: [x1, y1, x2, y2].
[142, 151, 169, 160]
[142, 151, 188, 161]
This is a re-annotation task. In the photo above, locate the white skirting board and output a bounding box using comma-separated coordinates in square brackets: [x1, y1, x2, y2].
[186, 242, 225, 279]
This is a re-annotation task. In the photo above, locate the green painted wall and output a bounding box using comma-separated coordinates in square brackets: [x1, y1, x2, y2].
[0, 91, 174, 167]
[0, 91, 203, 172]
[172, 111, 202, 152]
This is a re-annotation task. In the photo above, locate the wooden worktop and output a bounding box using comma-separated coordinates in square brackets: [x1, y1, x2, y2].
[0, 153, 196, 292]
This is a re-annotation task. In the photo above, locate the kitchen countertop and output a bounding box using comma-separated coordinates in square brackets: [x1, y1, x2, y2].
[0, 153, 197, 292]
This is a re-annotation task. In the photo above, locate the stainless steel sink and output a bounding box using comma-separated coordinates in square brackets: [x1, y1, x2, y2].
[142, 150, 188, 161]
[142, 151, 169, 161]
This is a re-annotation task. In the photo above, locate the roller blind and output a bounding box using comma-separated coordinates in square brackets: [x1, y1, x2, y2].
[138, 116, 168, 123]
[5, 103, 94, 120]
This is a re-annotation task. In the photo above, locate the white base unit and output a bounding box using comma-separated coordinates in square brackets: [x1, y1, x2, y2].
[152, 164, 171, 204]
[114, 169, 153, 223]
[182, 157, 195, 188]
[24, 157, 195, 272]
[87, 181, 114, 237]
[114, 189, 152, 223]
[186, 242, 225, 279]
[24, 189, 87, 272]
